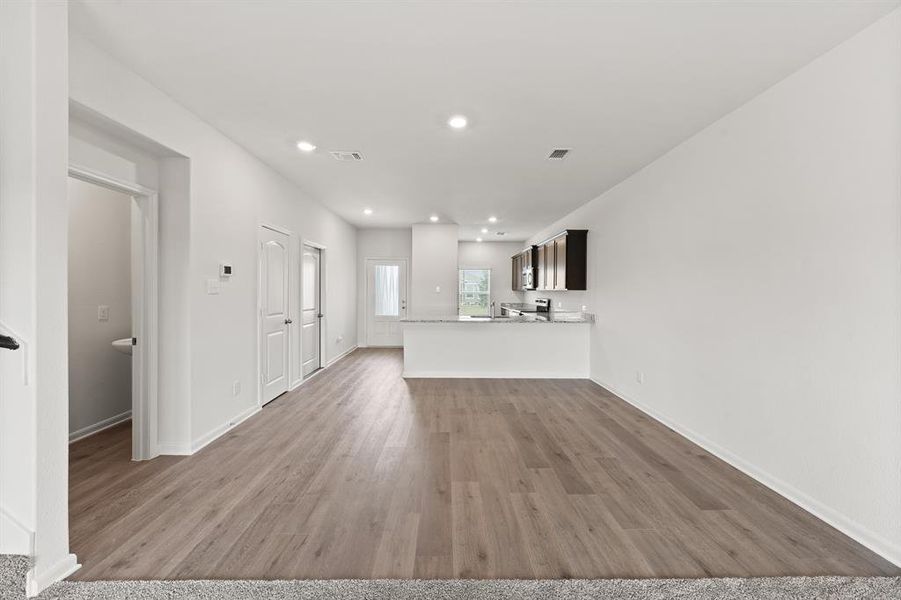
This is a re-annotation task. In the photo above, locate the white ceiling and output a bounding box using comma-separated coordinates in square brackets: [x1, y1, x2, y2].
[70, 0, 898, 242]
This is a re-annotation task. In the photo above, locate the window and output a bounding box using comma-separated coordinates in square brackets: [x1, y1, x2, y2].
[373, 264, 400, 316]
[458, 268, 491, 316]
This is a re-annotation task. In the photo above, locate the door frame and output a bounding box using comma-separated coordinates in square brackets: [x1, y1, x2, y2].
[68, 164, 159, 461]
[257, 223, 293, 408]
[364, 257, 409, 348]
[298, 239, 326, 385]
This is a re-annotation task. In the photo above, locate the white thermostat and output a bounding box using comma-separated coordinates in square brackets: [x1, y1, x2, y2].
[219, 263, 233, 278]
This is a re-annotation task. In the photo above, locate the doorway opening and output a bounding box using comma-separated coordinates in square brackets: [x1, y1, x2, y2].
[301, 244, 323, 379]
[67, 166, 159, 461]
[365, 258, 408, 347]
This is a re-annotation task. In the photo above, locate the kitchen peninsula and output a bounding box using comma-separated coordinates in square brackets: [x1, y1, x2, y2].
[400, 312, 593, 378]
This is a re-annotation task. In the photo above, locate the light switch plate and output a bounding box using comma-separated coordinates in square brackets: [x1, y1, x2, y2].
[435, 285, 441, 293]
[97, 305, 109, 321]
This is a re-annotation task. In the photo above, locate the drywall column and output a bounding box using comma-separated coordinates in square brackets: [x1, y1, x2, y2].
[0, 0, 77, 593]
[411, 223, 459, 316]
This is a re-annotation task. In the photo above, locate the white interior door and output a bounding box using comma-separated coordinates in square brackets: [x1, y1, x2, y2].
[367, 259, 407, 347]
[260, 227, 290, 404]
[301, 245, 321, 378]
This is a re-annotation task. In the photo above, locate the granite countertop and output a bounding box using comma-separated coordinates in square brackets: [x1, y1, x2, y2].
[401, 312, 594, 324]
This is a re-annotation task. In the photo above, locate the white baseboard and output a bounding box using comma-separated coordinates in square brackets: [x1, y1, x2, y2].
[26, 553, 79, 597]
[68, 410, 132, 443]
[327, 344, 358, 367]
[589, 376, 901, 569]
[286, 346, 359, 393]
[0, 507, 34, 555]
[190, 404, 261, 454]
[404, 370, 588, 379]
[156, 441, 192, 456]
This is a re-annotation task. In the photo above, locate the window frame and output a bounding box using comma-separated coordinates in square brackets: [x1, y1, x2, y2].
[458, 267, 491, 317]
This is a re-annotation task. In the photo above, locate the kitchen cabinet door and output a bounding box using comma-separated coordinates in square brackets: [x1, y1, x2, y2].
[511, 253, 522, 291]
[536, 244, 546, 290]
[554, 235, 567, 290]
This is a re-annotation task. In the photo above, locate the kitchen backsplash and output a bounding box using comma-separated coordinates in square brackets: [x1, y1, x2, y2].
[523, 290, 590, 313]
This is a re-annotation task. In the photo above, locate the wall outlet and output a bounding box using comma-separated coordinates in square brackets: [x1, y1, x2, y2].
[636, 371, 644, 384]
[435, 285, 441, 293]
[206, 278, 220, 295]
[336, 334, 344, 343]
[581, 305, 588, 312]
[97, 305, 110, 321]
[232, 380, 241, 397]
[557, 301, 563, 308]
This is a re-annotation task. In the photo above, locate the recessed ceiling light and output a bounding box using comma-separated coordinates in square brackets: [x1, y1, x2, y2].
[488, 216, 497, 223]
[296, 140, 316, 152]
[481, 227, 488, 234]
[429, 215, 439, 222]
[476, 237, 483, 242]
[363, 208, 373, 215]
[447, 115, 468, 129]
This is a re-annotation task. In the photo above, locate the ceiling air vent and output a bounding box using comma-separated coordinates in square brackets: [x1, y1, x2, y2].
[495, 231, 507, 236]
[547, 148, 571, 160]
[330, 151, 364, 162]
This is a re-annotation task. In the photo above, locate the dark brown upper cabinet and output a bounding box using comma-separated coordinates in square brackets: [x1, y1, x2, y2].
[511, 252, 522, 291]
[531, 229, 587, 291]
[510, 246, 538, 291]
[536, 243, 548, 290]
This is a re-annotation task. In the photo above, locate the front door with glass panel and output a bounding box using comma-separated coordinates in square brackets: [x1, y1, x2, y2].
[366, 259, 407, 347]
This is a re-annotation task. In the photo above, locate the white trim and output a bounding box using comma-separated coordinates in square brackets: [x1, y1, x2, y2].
[300, 239, 327, 384]
[288, 346, 358, 392]
[290, 365, 324, 390]
[457, 265, 492, 317]
[68, 411, 132, 443]
[364, 257, 409, 347]
[68, 165, 159, 461]
[190, 404, 261, 454]
[26, 553, 79, 597]
[327, 344, 358, 367]
[156, 441, 192, 456]
[589, 376, 901, 569]
[257, 223, 294, 408]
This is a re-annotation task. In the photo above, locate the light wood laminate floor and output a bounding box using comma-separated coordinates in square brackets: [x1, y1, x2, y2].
[69, 348, 898, 580]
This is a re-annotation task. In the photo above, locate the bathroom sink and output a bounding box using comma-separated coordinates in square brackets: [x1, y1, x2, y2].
[112, 338, 133, 356]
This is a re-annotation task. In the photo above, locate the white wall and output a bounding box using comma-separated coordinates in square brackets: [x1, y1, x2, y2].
[411, 223, 459, 316]
[356, 228, 412, 346]
[458, 241, 525, 308]
[68, 36, 358, 448]
[526, 10, 901, 564]
[0, 0, 76, 592]
[69, 110, 194, 453]
[67, 178, 133, 439]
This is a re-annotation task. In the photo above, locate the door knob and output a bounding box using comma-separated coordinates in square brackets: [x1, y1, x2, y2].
[285, 318, 293, 324]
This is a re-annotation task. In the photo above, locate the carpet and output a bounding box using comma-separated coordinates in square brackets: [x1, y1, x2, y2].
[38, 577, 901, 599]
[4, 556, 901, 599]
[0, 556, 29, 600]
